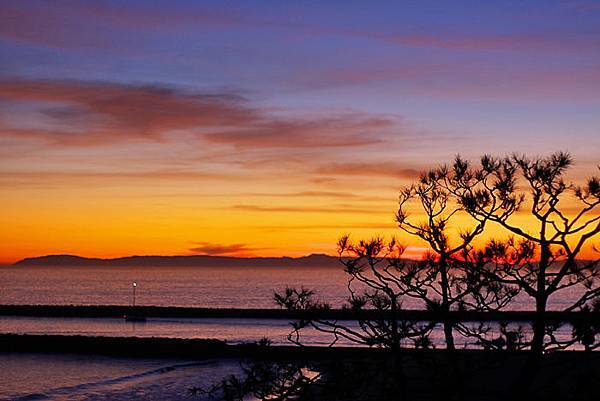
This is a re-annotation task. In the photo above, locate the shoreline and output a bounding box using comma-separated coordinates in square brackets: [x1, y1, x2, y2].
[0, 333, 417, 359]
[2, 333, 599, 359]
[1, 304, 598, 323]
[3, 334, 599, 400]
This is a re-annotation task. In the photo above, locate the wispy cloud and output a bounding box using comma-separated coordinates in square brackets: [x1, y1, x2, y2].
[316, 162, 420, 179]
[0, 78, 430, 200]
[0, 79, 255, 145]
[294, 62, 600, 100]
[232, 204, 390, 215]
[0, 169, 238, 189]
[189, 242, 266, 256]
[0, 78, 398, 149]
[231, 191, 390, 202]
[256, 223, 397, 231]
[3, 1, 597, 55]
[202, 115, 391, 149]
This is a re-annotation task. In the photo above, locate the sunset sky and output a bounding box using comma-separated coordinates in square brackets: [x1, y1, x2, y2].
[1, 0, 600, 263]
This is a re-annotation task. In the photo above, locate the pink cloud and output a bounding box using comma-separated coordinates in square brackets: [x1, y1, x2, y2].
[0, 79, 399, 149]
[189, 242, 268, 256]
[202, 116, 392, 149]
[232, 204, 389, 216]
[295, 62, 600, 101]
[316, 162, 420, 179]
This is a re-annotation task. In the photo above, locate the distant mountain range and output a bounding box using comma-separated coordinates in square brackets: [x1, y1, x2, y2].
[14, 254, 342, 268]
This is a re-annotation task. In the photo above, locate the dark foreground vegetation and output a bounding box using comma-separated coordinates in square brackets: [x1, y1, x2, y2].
[257, 153, 600, 400]
[196, 349, 600, 401]
[2, 333, 599, 400]
[272, 154, 600, 350]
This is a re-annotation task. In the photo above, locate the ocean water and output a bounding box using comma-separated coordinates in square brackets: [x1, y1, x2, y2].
[0, 264, 580, 348]
[0, 264, 582, 310]
[0, 265, 349, 308]
[0, 316, 337, 346]
[0, 353, 242, 401]
[0, 265, 586, 399]
[0, 315, 572, 349]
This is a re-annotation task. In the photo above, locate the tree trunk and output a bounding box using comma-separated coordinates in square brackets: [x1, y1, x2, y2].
[443, 319, 455, 350]
[531, 294, 547, 355]
[390, 295, 400, 351]
[531, 239, 550, 356]
[513, 242, 549, 395]
[439, 256, 455, 350]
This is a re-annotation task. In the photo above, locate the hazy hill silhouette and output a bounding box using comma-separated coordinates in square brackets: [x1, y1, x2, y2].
[14, 253, 340, 268]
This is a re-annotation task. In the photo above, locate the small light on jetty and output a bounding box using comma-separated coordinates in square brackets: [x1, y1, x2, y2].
[125, 281, 146, 322]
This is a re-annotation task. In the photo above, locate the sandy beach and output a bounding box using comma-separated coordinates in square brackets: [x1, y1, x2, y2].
[1, 353, 242, 401]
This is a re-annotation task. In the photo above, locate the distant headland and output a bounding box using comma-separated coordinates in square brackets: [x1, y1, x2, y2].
[14, 253, 341, 268]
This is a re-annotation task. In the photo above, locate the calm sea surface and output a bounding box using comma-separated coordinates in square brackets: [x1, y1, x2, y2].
[0, 264, 580, 309]
[0, 266, 575, 310]
[0, 265, 350, 308]
[0, 264, 579, 344]
[0, 265, 584, 399]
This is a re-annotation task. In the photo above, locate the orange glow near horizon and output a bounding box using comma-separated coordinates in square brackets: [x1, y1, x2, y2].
[1, 137, 599, 264]
[1, 175, 598, 265]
